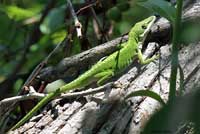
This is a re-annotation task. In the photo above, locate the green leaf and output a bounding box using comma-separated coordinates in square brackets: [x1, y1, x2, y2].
[14, 79, 23, 94]
[125, 90, 165, 105]
[51, 30, 67, 44]
[0, 5, 36, 21]
[118, 21, 132, 34]
[40, 6, 66, 34]
[137, 0, 176, 23]
[106, 7, 122, 22]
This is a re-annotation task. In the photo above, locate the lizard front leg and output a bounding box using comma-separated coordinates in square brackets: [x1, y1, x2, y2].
[137, 48, 159, 65]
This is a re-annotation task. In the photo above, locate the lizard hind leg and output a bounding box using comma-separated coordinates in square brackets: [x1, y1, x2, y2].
[94, 69, 115, 86]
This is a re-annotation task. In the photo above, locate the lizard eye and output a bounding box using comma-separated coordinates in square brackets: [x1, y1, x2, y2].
[142, 25, 147, 29]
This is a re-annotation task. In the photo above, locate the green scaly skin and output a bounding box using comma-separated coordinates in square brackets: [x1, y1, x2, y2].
[10, 16, 157, 131]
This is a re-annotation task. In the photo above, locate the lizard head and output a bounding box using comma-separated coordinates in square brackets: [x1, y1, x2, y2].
[129, 16, 156, 41]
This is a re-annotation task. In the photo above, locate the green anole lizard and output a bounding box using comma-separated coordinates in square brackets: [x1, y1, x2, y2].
[10, 16, 157, 130]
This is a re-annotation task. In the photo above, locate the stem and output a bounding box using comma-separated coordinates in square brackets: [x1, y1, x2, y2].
[169, 0, 183, 101]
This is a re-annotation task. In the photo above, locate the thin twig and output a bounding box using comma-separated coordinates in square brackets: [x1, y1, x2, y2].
[76, 1, 98, 15]
[67, 0, 82, 38]
[86, 0, 108, 41]
[60, 82, 114, 98]
[44, 37, 68, 63]
[87, 0, 109, 41]
[0, 93, 45, 105]
[0, 83, 114, 106]
[21, 37, 68, 92]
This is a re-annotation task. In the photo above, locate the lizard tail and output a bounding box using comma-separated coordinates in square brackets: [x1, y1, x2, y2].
[10, 90, 60, 131]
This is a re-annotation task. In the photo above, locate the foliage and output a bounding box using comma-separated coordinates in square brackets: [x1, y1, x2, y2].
[0, 5, 38, 21]
[40, 5, 66, 34]
[125, 89, 165, 106]
[137, 0, 176, 23]
[142, 87, 200, 133]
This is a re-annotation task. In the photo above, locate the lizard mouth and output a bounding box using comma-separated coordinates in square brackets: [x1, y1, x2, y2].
[139, 16, 156, 41]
